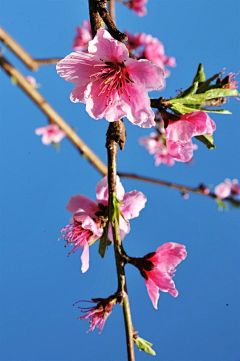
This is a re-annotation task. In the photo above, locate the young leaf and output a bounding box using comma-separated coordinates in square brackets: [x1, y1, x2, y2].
[195, 135, 216, 149]
[205, 88, 239, 99]
[174, 81, 199, 99]
[134, 336, 156, 356]
[215, 198, 228, 211]
[98, 222, 109, 258]
[196, 72, 222, 93]
[193, 63, 206, 83]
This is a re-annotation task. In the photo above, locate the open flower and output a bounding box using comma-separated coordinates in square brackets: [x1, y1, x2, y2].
[35, 124, 66, 145]
[57, 29, 164, 128]
[60, 176, 147, 273]
[139, 132, 175, 166]
[165, 111, 216, 162]
[73, 20, 92, 51]
[214, 179, 240, 199]
[134, 243, 187, 309]
[75, 296, 117, 333]
[127, 0, 148, 16]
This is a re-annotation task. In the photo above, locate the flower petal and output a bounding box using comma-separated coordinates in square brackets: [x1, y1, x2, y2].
[147, 269, 178, 298]
[126, 58, 164, 91]
[56, 52, 99, 86]
[121, 84, 155, 128]
[167, 139, 194, 163]
[120, 190, 147, 220]
[73, 214, 103, 238]
[66, 195, 99, 217]
[151, 242, 187, 273]
[214, 183, 231, 199]
[145, 278, 160, 309]
[70, 85, 87, 103]
[88, 29, 129, 63]
[96, 176, 125, 205]
[81, 241, 90, 273]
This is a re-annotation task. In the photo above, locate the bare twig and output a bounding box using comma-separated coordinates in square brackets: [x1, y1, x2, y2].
[0, 27, 61, 69]
[0, 54, 108, 175]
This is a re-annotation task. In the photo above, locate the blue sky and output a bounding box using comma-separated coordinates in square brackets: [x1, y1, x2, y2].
[0, 0, 240, 360]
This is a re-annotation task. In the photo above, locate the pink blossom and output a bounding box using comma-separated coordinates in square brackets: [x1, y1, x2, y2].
[35, 124, 66, 145]
[221, 72, 239, 90]
[57, 29, 164, 128]
[73, 20, 92, 51]
[75, 296, 117, 333]
[26, 75, 40, 88]
[214, 179, 240, 199]
[134, 243, 187, 309]
[139, 133, 175, 166]
[127, 0, 148, 16]
[60, 176, 146, 272]
[125, 30, 176, 81]
[165, 111, 216, 162]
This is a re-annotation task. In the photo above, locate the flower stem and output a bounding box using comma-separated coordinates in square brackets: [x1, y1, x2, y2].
[106, 122, 135, 361]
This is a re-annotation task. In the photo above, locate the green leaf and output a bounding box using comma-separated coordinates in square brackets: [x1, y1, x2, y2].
[195, 135, 216, 149]
[169, 93, 207, 105]
[193, 63, 206, 83]
[174, 81, 199, 100]
[196, 72, 222, 93]
[134, 337, 156, 356]
[215, 198, 228, 211]
[169, 103, 204, 115]
[98, 222, 109, 258]
[195, 107, 231, 114]
[205, 88, 239, 99]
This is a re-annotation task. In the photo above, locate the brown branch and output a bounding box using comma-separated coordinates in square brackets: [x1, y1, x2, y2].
[0, 26, 61, 69]
[106, 123, 135, 361]
[88, 0, 103, 37]
[109, 0, 116, 23]
[0, 54, 108, 175]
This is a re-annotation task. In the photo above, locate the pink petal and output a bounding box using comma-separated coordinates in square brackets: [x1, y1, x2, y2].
[126, 58, 164, 91]
[145, 278, 160, 309]
[88, 29, 129, 63]
[214, 183, 231, 199]
[73, 214, 103, 238]
[119, 216, 131, 240]
[56, 52, 99, 86]
[70, 85, 87, 103]
[80, 241, 90, 273]
[35, 127, 47, 135]
[41, 134, 52, 145]
[167, 140, 194, 163]
[185, 111, 216, 136]
[147, 269, 178, 298]
[121, 84, 156, 128]
[120, 190, 147, 220]
[66, 195, 99, 217]
[165, 120, 196, 142]
[151, 242, 187, 273]
[96, 176, 125, 205]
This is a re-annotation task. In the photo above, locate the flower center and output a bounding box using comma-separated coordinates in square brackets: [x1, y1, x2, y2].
[90, 61, 134, 106]
[60, 222, 93, 256]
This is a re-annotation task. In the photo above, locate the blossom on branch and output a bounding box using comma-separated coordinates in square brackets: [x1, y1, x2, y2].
[59, 176, 146, 272]
[134, 243, 187, 309]
[57, 29, 164, 128]
[126, 0, 148, 16]
[139, 132, 175, 167]
[165, 111, 216, 162]
[35, 124, 66, 145]
[125, 30, 176, 81]
[214, 179, 240, 199]
[75, 296, 117, 333]
[72, 20, 92, 51]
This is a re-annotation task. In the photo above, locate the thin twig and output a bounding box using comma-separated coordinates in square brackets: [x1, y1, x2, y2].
[109, 0, 116, 23]
[106, 123, 135, 361]
[0, 26, 61, 69]
[0, 54, 108, 175]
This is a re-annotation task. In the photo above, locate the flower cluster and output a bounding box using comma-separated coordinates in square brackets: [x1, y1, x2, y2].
[125, 30, 176, 81]
[214, 179, 240, 199]
[35, 124, 66, 145]
[58, 29, 164, 128]
[125, 0, 148, 16]
[60, 176, 146, 272]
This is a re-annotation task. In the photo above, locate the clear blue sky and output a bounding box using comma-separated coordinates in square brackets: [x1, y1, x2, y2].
[0, 1, 240, 360]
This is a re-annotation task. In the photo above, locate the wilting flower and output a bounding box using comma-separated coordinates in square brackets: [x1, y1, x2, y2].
[35, 124, 66, 145]
[125, 30, 176, 81]
[60, 176, 147, 272]
[126, 0, 148, 16]
[133, 243, 187, 309]
[217, 71, 239, 90]
[139, 132, 175, 167]
[57, 29, 164, 128]
[165, 111, 216, 162]
[214, 179, 240, 199]
[75, 296, 117, 333]
[73, 20, 92, 51]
